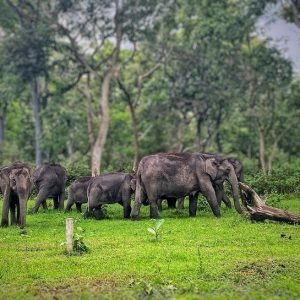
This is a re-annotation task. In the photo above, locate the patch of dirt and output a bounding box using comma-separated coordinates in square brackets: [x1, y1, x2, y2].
[32, 278, 120, 299]
[233, 259, 288, 285]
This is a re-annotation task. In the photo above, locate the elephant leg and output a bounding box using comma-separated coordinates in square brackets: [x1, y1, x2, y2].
[93, 205, 104, 220]
[177, 198, 184, 210]
[42, 201, 48, 210]
[10, 203, 17, 225]
[123, 204, 132, 219]
[58, 191, 65, 210]
[157, 198, 163, 211]
[75, 203, 82, 213]
[131, 184, 146, 220]
[31, 190, 49, 213]
[200, 179, 221, 218]
[83, 208, 90, 219]
[131, 201, 142, 220]
[167, 198, 176, 209]
[222, 193, 232, 208]
[149, 196, 159, 219]
[65, 195, 74, 212]
[53, 197, 59, 209]
[189, 194, 197, 217]
[122, 191, 132, 219]
[214, 185, 224, 206]
[1, 190, 10, 227]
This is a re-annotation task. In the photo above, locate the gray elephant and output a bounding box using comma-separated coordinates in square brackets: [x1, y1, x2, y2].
[158, 156, 243, 211]
[31, 164, 67, 213]
[0, 162, 32, 229]
[84, 172, 136, 219]
[201, 154, 244, 208]
[131, 152, 242, 220]
[65, 176, 92, 213]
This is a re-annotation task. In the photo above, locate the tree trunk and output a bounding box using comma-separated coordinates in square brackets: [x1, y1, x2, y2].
[239, 182, 300, 224]
[267, 140, 278, 174]
[216, 131, 223, 153]
[0, 115, 5, 145]
[31, 77, 43, 166]
[0, 104, 7, 145]
[91, 70, 114, 176]
[128, 102, 140, 173]
[90, 0, 122, 176]
[196, 116, 204, 151]
[258, 128, 266, 174]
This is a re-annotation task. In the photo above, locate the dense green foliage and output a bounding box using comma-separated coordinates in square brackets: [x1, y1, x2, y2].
[0, 197, 300, 299]
[0, 0, 299, 173]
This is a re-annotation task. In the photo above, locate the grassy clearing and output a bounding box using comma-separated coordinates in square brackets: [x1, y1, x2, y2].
[0, 196, 300, 299]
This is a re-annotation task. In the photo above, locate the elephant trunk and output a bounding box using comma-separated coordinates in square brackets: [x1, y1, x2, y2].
[239, 169, 245, 183]
[228, 168, 243, 214]
[18, 196, 28, 229]
[17, 186, 30, 229]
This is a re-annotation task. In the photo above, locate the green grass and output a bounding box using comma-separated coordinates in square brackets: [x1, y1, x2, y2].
[0, 196, 300, 299]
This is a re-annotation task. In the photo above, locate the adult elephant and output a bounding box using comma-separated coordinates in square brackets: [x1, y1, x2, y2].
[131, 152, 242, 220]
[31, 164, 67, 213]
[200, 154, 244, 208]
[84, 172, 136, 219]
[158, 156, 244, 211]
[0, 162, 32, 229]
[65, 176, 92, 213]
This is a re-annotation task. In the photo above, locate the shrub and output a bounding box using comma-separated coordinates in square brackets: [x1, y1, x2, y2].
[65, 163, 90, 187]
[245, 166, 300, 195]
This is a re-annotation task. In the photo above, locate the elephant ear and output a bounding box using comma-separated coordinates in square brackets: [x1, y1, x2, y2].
[130, 179, 136, 191]
[205, 158, 218, 180]
[0, 169, 10, 190]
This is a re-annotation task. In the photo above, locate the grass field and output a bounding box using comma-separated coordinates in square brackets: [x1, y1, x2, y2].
[0, 196, 300, 300]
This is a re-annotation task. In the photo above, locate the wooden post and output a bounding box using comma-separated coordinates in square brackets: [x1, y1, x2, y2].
[66, 218, 74, 253]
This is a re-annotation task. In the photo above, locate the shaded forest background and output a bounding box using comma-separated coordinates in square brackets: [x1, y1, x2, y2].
[0, 0, 300, 183]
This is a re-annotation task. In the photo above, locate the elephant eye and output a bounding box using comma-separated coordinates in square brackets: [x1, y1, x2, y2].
[12, 178, 16, 185]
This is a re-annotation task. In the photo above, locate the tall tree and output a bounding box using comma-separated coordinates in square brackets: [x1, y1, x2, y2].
[55, 0, 166, 175]
[2, 0, 54, 166]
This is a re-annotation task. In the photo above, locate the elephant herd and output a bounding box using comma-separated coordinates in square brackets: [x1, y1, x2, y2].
[0, 152, 244, 229]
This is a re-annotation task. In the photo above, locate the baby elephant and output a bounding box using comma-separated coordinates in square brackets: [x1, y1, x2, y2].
[84, 172, 136, 219]
[65, 176, 92, 213]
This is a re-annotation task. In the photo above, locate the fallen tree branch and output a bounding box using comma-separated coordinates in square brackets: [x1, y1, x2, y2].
[239, 182, 300, 224]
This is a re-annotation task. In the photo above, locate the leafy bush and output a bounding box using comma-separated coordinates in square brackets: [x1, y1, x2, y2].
[197, 195, 210, 211]
[245, 166, 300, 195]
[73, 227, 89, 254]
[65, 163, 90, 187]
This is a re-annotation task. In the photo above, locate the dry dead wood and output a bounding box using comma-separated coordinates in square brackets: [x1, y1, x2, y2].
[239, 182, 300, 224]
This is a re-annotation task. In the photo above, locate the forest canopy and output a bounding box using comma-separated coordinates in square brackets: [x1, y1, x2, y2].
[0, 0, 300, 176]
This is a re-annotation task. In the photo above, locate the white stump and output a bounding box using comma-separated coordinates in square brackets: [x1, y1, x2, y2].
[66, 218, 74, 253]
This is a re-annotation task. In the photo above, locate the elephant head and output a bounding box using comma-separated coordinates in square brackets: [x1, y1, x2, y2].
[11, 168, 32, 228]
[205, 157, 243, 214]
[229, 158, 244, 182]
[1, 162, 32, 229]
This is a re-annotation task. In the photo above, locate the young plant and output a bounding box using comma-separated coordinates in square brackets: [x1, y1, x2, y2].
[147, 219, 165, 242]
[73, 227, 89, 254]
[61, 226, 89, 255]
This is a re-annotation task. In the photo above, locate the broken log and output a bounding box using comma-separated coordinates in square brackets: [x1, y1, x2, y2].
[239, 182, 300, 225]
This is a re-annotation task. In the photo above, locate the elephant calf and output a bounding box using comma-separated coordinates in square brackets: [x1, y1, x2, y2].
[31, 164, 67, 213]
[0, 162, 32, 229]
[84, 172, 136, 219]
[65, 176, 92, 213]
